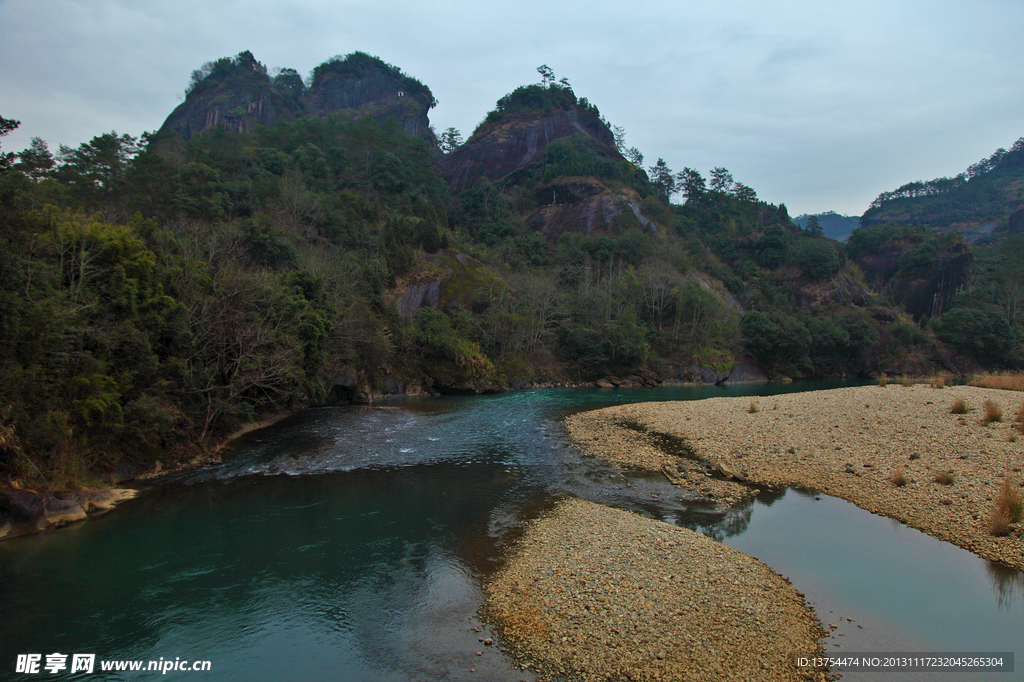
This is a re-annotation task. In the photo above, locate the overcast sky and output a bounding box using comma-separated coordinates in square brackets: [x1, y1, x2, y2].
[2, 0, 1022, 216]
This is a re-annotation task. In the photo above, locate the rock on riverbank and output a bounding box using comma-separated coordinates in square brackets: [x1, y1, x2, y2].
[0, 488, 138, 541]
[485, 498, 827, 682]
[566, 384, 1024, 569]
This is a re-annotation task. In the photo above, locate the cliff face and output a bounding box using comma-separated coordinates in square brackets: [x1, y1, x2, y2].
[304, 71, 434, 143]
[892, 246, 973, 321]
[159, 57, 436, 148]
[160, 76, 301, 141]
[435, 108, 617, 195]
[527, 187, 657, 240]
[435, 107, 658, 238]
[855, 241, 973, 321]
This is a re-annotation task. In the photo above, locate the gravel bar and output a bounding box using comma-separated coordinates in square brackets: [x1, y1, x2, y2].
[485, 498, 828, 682]
[566, 384, 1024, 569]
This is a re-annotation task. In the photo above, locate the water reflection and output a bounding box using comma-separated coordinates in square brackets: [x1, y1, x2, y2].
[2, 384, 1021, 681]
[986, 561, 1024, 611]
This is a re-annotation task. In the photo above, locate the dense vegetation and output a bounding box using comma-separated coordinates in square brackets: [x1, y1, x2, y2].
[844, 136, 1024, 370]
[1, 58, 1019, 489]
[310, 51, 435, 106]
[863, 137, 1024, 226]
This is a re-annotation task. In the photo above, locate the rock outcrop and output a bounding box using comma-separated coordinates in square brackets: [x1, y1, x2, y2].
[435, 106, 663, 239]
[304, 70, 434, 143]
[0, 488, 138, 541]
[160, 76, 301, 142]
[855, 240, 972, 321]
[434, 107, 616, 195]
[159, 52, 437, 148]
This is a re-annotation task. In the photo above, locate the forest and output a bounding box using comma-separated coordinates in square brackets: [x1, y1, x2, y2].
[0, 52, 1021, 487]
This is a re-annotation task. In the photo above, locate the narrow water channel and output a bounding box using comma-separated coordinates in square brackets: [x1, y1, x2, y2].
[1, 384, 1020, 681]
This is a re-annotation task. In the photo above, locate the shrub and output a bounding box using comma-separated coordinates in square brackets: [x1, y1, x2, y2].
[933, 471, 955, 485]
[879, 375, 888, 387]
[982, 399, 1003, 423]
[891, 468, 908, 487]
[748, 399, 759, 414]
[950, 399, 969, 414]
[970, 372, 1024, 392]
[792, 238, 840, 280]
[990, 506, 1015, 536]
[1016, 402, 1024, 434]
[989, 475, 1023, 536]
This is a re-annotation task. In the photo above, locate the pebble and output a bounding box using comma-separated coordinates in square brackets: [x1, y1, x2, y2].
[484, 498, 828, 682]
[565, 385, 1024, 570]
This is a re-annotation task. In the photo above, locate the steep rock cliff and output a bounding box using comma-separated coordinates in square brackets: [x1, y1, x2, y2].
[305, 70, 434, 144]
[160, 72, 301, 141]
[435, 107, 616, 195]
[159, 51, 436, 148]
[435, 106, 661, 238]
[855, 240, 973, 321]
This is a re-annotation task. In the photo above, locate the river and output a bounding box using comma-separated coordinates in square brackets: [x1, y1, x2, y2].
[1, 384, 1021, 681]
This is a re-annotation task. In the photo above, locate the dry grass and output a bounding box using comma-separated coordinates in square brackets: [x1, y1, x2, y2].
[989, 475, 1024, 536]
[970, 372, 1024, 392]
[933, 470, 955, 486]
[982, 399, 1003, 424]
[748, 399, 759, 414]
[879, 375, 888, 388]
[930, 375, 947, 389]
[891, 467, 908, 487]
[1015, 402, 1024, 434]
[950, 398, 969, 415]
[902, 375, 913, 387]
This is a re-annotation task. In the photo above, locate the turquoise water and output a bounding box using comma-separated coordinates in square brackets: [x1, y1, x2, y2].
[1, 384, 1020, 681]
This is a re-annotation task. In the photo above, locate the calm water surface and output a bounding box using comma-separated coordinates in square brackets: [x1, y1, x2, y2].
[1, 384, 1021, 681]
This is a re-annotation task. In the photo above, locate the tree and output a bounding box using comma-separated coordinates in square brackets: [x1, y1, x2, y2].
[271, 67, 305, 100]
[612, 125, 626, 152]
[805, 214, 823, 236]
[14, 137, 55, 181]
[731, 182, 756, 202]
[647, 158, 676, 203]
[439, 127, 463, 154]
[710, 167, 733, 193]
[537, 64, 555, 85]
[56, 131, 141, 198]
[793, 238, 839, 280]
[755, 224, 791, 269]
[676, 167, 706, 204]
[625, 147, 644, 167]
[0, 115, 19, 171]
[933, 307, 1014, 365]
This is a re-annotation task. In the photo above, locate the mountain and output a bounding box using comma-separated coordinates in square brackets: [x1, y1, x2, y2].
[160, 51, 437, 148]
[3, 54, 1007, 493]
[793, 212, 860, 242]
[844, 137, 1024, 367]
[861, 137, 1024, 243]
[435, 83, 659, 241]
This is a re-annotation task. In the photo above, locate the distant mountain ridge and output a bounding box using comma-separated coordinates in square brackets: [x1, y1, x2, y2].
[861, 136, 1024, 242]
[793, 212, 860, 242]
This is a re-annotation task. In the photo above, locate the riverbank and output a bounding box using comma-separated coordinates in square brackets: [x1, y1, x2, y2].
[566, 384, 1024, 569]
[0, 408, 308, 542]
[485, 497, 828, 682]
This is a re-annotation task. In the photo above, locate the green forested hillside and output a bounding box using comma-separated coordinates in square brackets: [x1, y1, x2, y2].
[862, 138, 1024, 232]
[0, 53, 999, 487]
[846, 137, 1024, 370]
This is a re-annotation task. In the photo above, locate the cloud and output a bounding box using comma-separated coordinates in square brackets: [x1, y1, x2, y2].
[1, 0, 1021, 215]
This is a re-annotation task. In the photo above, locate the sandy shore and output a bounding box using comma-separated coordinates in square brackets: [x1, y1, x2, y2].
[566, 384, 1024, 569]
[485, 497, 828, 682]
